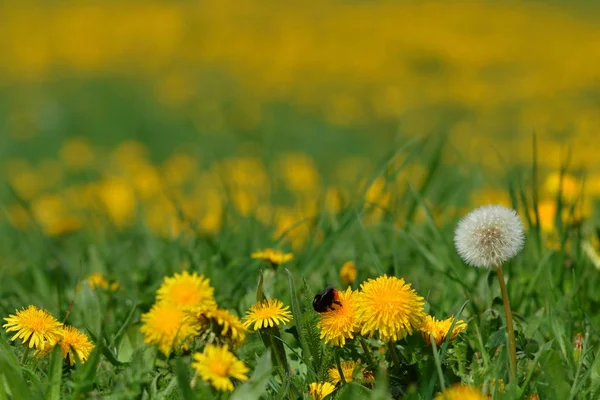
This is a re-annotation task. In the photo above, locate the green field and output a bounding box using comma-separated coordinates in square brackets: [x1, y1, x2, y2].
[2, 1, 600, 399]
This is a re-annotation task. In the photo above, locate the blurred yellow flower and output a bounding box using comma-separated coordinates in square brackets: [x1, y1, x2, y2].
[59, 137, 95, 169]
[242, 299, 292, 331]
[162, 152, 198, 186]
[31, 193, 82, 236]
[140, 302, 199, 356]
[97, 177, 136, 228]
[419, 315, 467, 346]
[435, 384, 485, 400]
[192, 344, 249, 391]
[156, 271, 217, 311]
[339, 261, 357, 285]
[275, 153, 321, 194]
[3, 306, 63, 351]
[81, 272, 119, 292]
[251, 248, 293, 266]
[544, 172, 580, 202]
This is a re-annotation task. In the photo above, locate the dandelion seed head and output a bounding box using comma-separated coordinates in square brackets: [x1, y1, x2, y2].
[454, 205, 525, 269]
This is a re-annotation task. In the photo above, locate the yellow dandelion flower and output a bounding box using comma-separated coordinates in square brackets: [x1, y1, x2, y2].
[192, 344, 249, 392]
[339, 261, 357, 285]
[328, 360, 357, 385]
[3, 306, 63, 350]
[308, 382, 336, 400]
[140, 302, 199, 356]
[420, 315, 467, 346]
[435, 384, 486, 400]
[156, 271, 216, 311]
[85, 272, 109, 289]
[355, 275, 425, 342]
[251, 248, 293, 266]
[242, 299, 292, 331]
[317, 287, 359, 346]
[59, 326, 95, 365]
[192, 308, 247, 348]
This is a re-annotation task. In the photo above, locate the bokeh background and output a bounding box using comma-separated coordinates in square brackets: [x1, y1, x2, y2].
[2, 0, 600, 240]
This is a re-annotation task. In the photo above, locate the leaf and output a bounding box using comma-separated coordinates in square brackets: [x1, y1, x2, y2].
[230, 350, 273, 400]
[256, 270, 266, 303]
[70, 326, 104, 399]
[0, 336, 35, 399]
[372, 362, 392, 400]
[285, 269, 314, 380]
[45, 346, 63, 400]
[336, 382, 372, 400]
[175, 357, 195, 400]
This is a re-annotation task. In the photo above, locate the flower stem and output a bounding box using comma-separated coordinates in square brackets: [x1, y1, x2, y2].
[21, 346, 30, 364]
[430, 334, 446, 391]
[358, 337, 375, 369]
[387, 342, 401, 369]
[496, 265, 517, 383]
[269, 327, 289, 373]
[334, 349, 347, 385]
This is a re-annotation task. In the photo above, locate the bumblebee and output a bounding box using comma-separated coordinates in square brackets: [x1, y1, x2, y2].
[312, 285, 342, 313]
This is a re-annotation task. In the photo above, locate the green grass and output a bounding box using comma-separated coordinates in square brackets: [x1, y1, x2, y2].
[1, 100, 599, 399]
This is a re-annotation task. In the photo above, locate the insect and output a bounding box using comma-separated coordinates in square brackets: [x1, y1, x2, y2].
[312, 285, 342, 313]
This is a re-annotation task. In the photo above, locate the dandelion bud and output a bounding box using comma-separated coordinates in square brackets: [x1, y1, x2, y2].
[454, 205, 525, 269]
[574, 332, 584, 363]
[339, 261, 357, 285]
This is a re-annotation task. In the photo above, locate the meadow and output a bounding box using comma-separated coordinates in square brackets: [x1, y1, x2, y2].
[1, 1, 600, 399]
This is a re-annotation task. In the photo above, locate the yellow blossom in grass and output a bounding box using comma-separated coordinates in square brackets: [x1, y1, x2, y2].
[59, 326, 95, 365]
[192, 308, 247, 348]
[435, 384, 486, 400]
[251, 248, 293, 266]
[140, 302, 199, 356]
[79, 272, 119, 292]
[192, 344, 249, 392]
[355, 275, 425, 342]
[339, 261, 357, 285]
[328, 360, 357, 385]
[317, 287, 359, 346]
[3, 306, 63, 351]
[242, 299, 292, 331]
[420, 315, 467, 346]
[308, 382, 336, 400]
[156, 271, 217, 311]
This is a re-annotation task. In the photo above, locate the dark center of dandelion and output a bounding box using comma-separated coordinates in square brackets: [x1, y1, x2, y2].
[478, 226, 503, 248]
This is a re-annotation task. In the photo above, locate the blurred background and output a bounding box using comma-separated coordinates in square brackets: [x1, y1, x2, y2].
[1, 0, 599, 241]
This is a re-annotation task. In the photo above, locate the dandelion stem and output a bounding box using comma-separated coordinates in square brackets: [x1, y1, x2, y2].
[358, 337, 375, 369]
[334, 349, 347, 385]
[430, 334, 446, 391]
[496, 265, 517, 383]
[21, 346, 30, 364]
[268, 328, 289, 373]
[387, 342, 402, 369]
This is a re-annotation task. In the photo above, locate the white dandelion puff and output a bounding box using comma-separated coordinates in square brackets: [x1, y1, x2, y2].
[454, 204, 525, 269]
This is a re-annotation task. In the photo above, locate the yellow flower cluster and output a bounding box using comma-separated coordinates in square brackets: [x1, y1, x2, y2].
[140, 270, 250, 392]
[315, 275, 467, 348]
[3, 305, 94, 365]
[140, 270, 246, 356]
